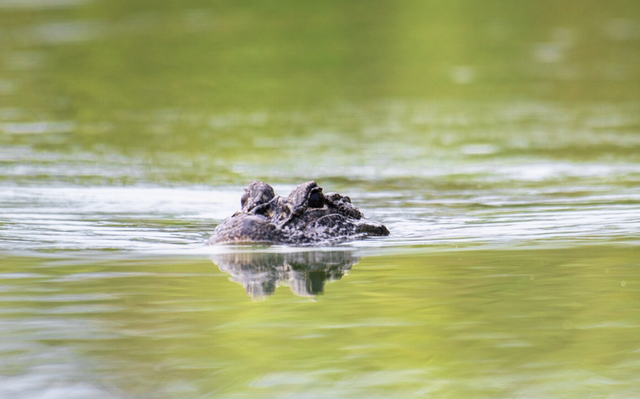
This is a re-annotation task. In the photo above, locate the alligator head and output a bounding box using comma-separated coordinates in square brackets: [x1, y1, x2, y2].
[207, 181, 389, 245]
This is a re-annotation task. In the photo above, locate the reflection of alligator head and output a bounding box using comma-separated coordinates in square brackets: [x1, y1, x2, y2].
[207, 181, 389, 245]
[211, 251, 360, 300]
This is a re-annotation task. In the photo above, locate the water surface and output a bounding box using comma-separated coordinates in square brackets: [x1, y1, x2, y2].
[1, 0, 640, 397]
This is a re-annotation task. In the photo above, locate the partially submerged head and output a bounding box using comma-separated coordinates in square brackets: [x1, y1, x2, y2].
[207, 181, 389, 245]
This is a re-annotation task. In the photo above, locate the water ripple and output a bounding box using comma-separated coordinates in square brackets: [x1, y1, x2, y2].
[0, 178, 638, 254]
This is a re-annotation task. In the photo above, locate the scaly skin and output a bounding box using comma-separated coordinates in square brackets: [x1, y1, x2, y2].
[207, 181, 389, 245]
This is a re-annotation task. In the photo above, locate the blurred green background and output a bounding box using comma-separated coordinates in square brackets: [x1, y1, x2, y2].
[1, 0, 639, 185]
[3, 0, 640, 113]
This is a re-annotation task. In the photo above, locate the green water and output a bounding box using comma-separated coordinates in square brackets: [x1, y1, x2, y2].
[2, 248, 639, 397]
[1, 1, 640, 397]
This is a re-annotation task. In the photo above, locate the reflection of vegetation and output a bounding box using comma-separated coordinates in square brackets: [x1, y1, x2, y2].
[1, 0, 638, 119]
[212, 251, 359, 299]
[1, 1, 639, 186]
[1, 246, 639, 397]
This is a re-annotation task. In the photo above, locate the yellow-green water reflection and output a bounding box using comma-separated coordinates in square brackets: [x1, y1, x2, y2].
[1, 246, 639, 398]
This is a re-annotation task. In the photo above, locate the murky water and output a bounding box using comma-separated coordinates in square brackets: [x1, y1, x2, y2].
[1, 1, 640, 398]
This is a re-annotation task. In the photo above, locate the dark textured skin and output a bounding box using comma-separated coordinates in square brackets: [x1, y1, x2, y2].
[207, 181, 390, 245]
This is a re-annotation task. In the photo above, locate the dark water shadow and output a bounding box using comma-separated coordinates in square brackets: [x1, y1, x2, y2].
[211, 251, 360, 300]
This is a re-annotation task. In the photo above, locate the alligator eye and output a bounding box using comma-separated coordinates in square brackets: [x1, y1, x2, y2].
[241, 191, 249, 208]
[308, 191, 324, 208]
